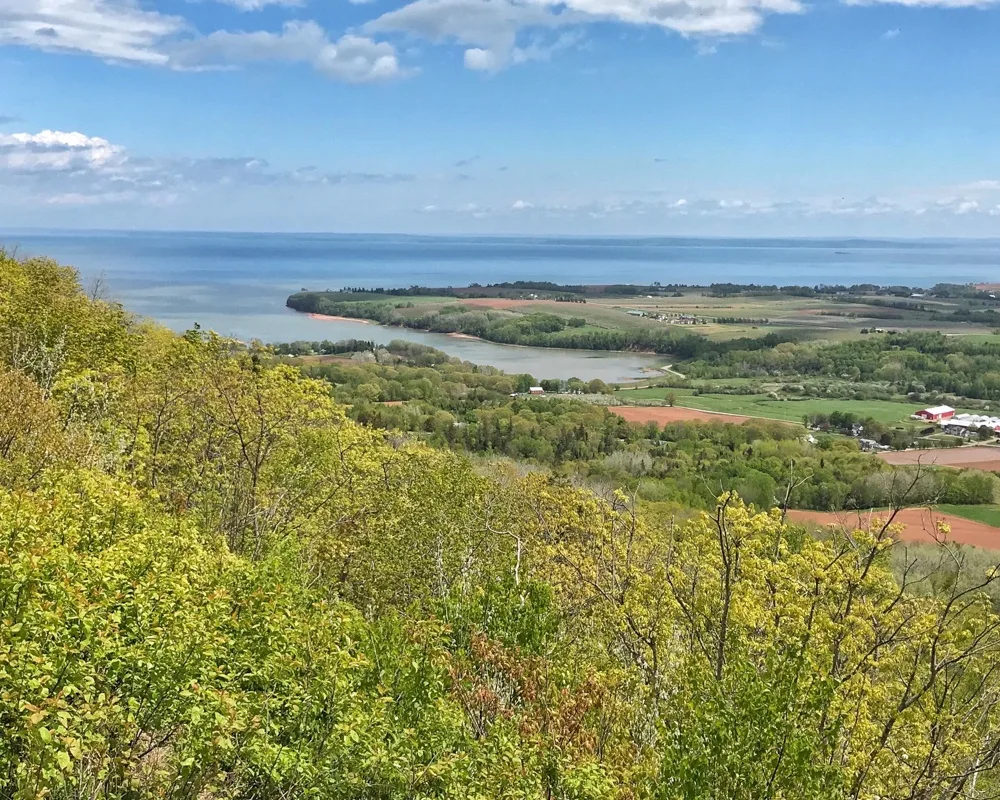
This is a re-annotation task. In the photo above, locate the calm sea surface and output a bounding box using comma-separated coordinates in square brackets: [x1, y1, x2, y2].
[4, 230, 1000, 381]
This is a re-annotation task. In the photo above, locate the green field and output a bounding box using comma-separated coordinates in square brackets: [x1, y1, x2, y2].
[943, 333, 1000, 344]
[615, 388, 924, 426]
[937, 505, 1000, 528]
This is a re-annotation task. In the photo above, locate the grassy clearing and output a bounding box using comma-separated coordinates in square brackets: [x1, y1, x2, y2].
[305, 290, 998, 344]
[937, 505, 1000, 528]
[364, 292, 987, 345]
[284, 354, 357, 366]
[615, 388, 923, 426]
[946, 332, 1000, 344]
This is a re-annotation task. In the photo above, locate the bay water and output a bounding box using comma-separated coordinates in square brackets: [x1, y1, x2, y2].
[4, 230, 999, 381]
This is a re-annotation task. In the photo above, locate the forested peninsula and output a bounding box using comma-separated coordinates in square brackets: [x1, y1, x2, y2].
[287, 280, 1000, 359]
[5, 250, 1000, 798]
[286, 289, 791, 357]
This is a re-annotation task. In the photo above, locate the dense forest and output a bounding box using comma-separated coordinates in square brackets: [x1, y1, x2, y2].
[5, 251, 1000, 799]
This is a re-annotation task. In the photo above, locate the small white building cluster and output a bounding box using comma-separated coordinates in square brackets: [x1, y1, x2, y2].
[626, 309, 698, 325]
[940, 413, 1000, 438]
[913, 406, 1000, 439]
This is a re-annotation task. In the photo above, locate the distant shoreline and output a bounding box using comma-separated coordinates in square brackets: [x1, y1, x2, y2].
[308, 312, 373, 325]
[296, 305, 669, 365]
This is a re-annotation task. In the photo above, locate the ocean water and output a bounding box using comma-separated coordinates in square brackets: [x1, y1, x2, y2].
[4, 230, 999, 381]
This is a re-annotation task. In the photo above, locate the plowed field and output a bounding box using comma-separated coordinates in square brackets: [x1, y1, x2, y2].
[878, 446, 1000, 471]
[786, 507, 1000, 549]
[609, 406, 756, 425]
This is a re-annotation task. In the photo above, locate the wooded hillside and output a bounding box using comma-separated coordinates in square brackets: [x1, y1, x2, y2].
[4, 251, 1000, 799]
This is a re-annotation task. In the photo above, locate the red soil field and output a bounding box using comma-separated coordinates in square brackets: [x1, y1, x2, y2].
[786, 508, 1000, 550]
[878, 446, 1000, 472]
[609, 406, 755, 425]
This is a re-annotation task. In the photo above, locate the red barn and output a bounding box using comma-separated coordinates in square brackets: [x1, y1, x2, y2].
[915, 405, 955, 422]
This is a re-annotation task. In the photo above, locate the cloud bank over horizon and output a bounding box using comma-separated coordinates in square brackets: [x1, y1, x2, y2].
[3, 127, 1000, 234]
[2, 0, 1000, 234]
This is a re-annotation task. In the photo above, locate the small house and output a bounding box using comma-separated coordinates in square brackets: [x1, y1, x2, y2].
[942, 423, 973, 439]
[529, 386, 545, 395]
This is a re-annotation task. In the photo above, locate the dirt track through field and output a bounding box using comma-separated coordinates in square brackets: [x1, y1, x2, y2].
[786, 508, 1000, 549]
[878, 446, 1000, 472]
[609, 405, 756, 425]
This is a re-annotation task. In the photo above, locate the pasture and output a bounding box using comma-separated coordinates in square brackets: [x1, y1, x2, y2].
[614, 387, 923, 426]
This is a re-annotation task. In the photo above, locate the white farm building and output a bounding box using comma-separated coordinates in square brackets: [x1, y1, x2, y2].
[939, 413, 1000, 438]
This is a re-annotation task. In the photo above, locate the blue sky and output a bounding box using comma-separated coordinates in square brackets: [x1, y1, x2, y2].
[2, 0, 1000, 235]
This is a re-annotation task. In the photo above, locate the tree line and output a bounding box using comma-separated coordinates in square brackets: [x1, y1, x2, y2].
[683, 330, 1000, 401]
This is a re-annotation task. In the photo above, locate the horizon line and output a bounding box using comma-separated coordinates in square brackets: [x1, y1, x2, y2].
[3, 227, 1000, 244]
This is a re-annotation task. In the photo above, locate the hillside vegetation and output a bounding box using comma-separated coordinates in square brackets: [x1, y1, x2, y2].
[288, 347, 997, 512]
[4, 251, 1000, 799]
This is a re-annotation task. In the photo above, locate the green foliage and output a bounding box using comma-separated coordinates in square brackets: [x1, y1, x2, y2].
[683, 331, 1000, 402]
[6, 250, 1000, 799]
[301, 344, 994, 513]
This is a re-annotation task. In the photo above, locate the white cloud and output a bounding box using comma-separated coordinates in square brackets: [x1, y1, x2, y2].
[464, 46, 499, 69]
[167, 22, 406, 82]
[422, 189, 1000, 222]
[0, 0, 184, 63]
[367, 0, 566, 70]
[0, 130, 125, 171]
[847, 0, 998, 7]
[0, 128, 413, 205]
[881, 27, 900, 38]
[46, 190, 168, 205]
[962, 179, 1000, 191]
[511, 30, 583, 64]
[367, 0, 803, 70]
[824, 196, 900, 215]
[464, 31, 579, 71]
[0, 1, 408, 83]
[215, 0, 304, 10]
[922, 197, 981, 215]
